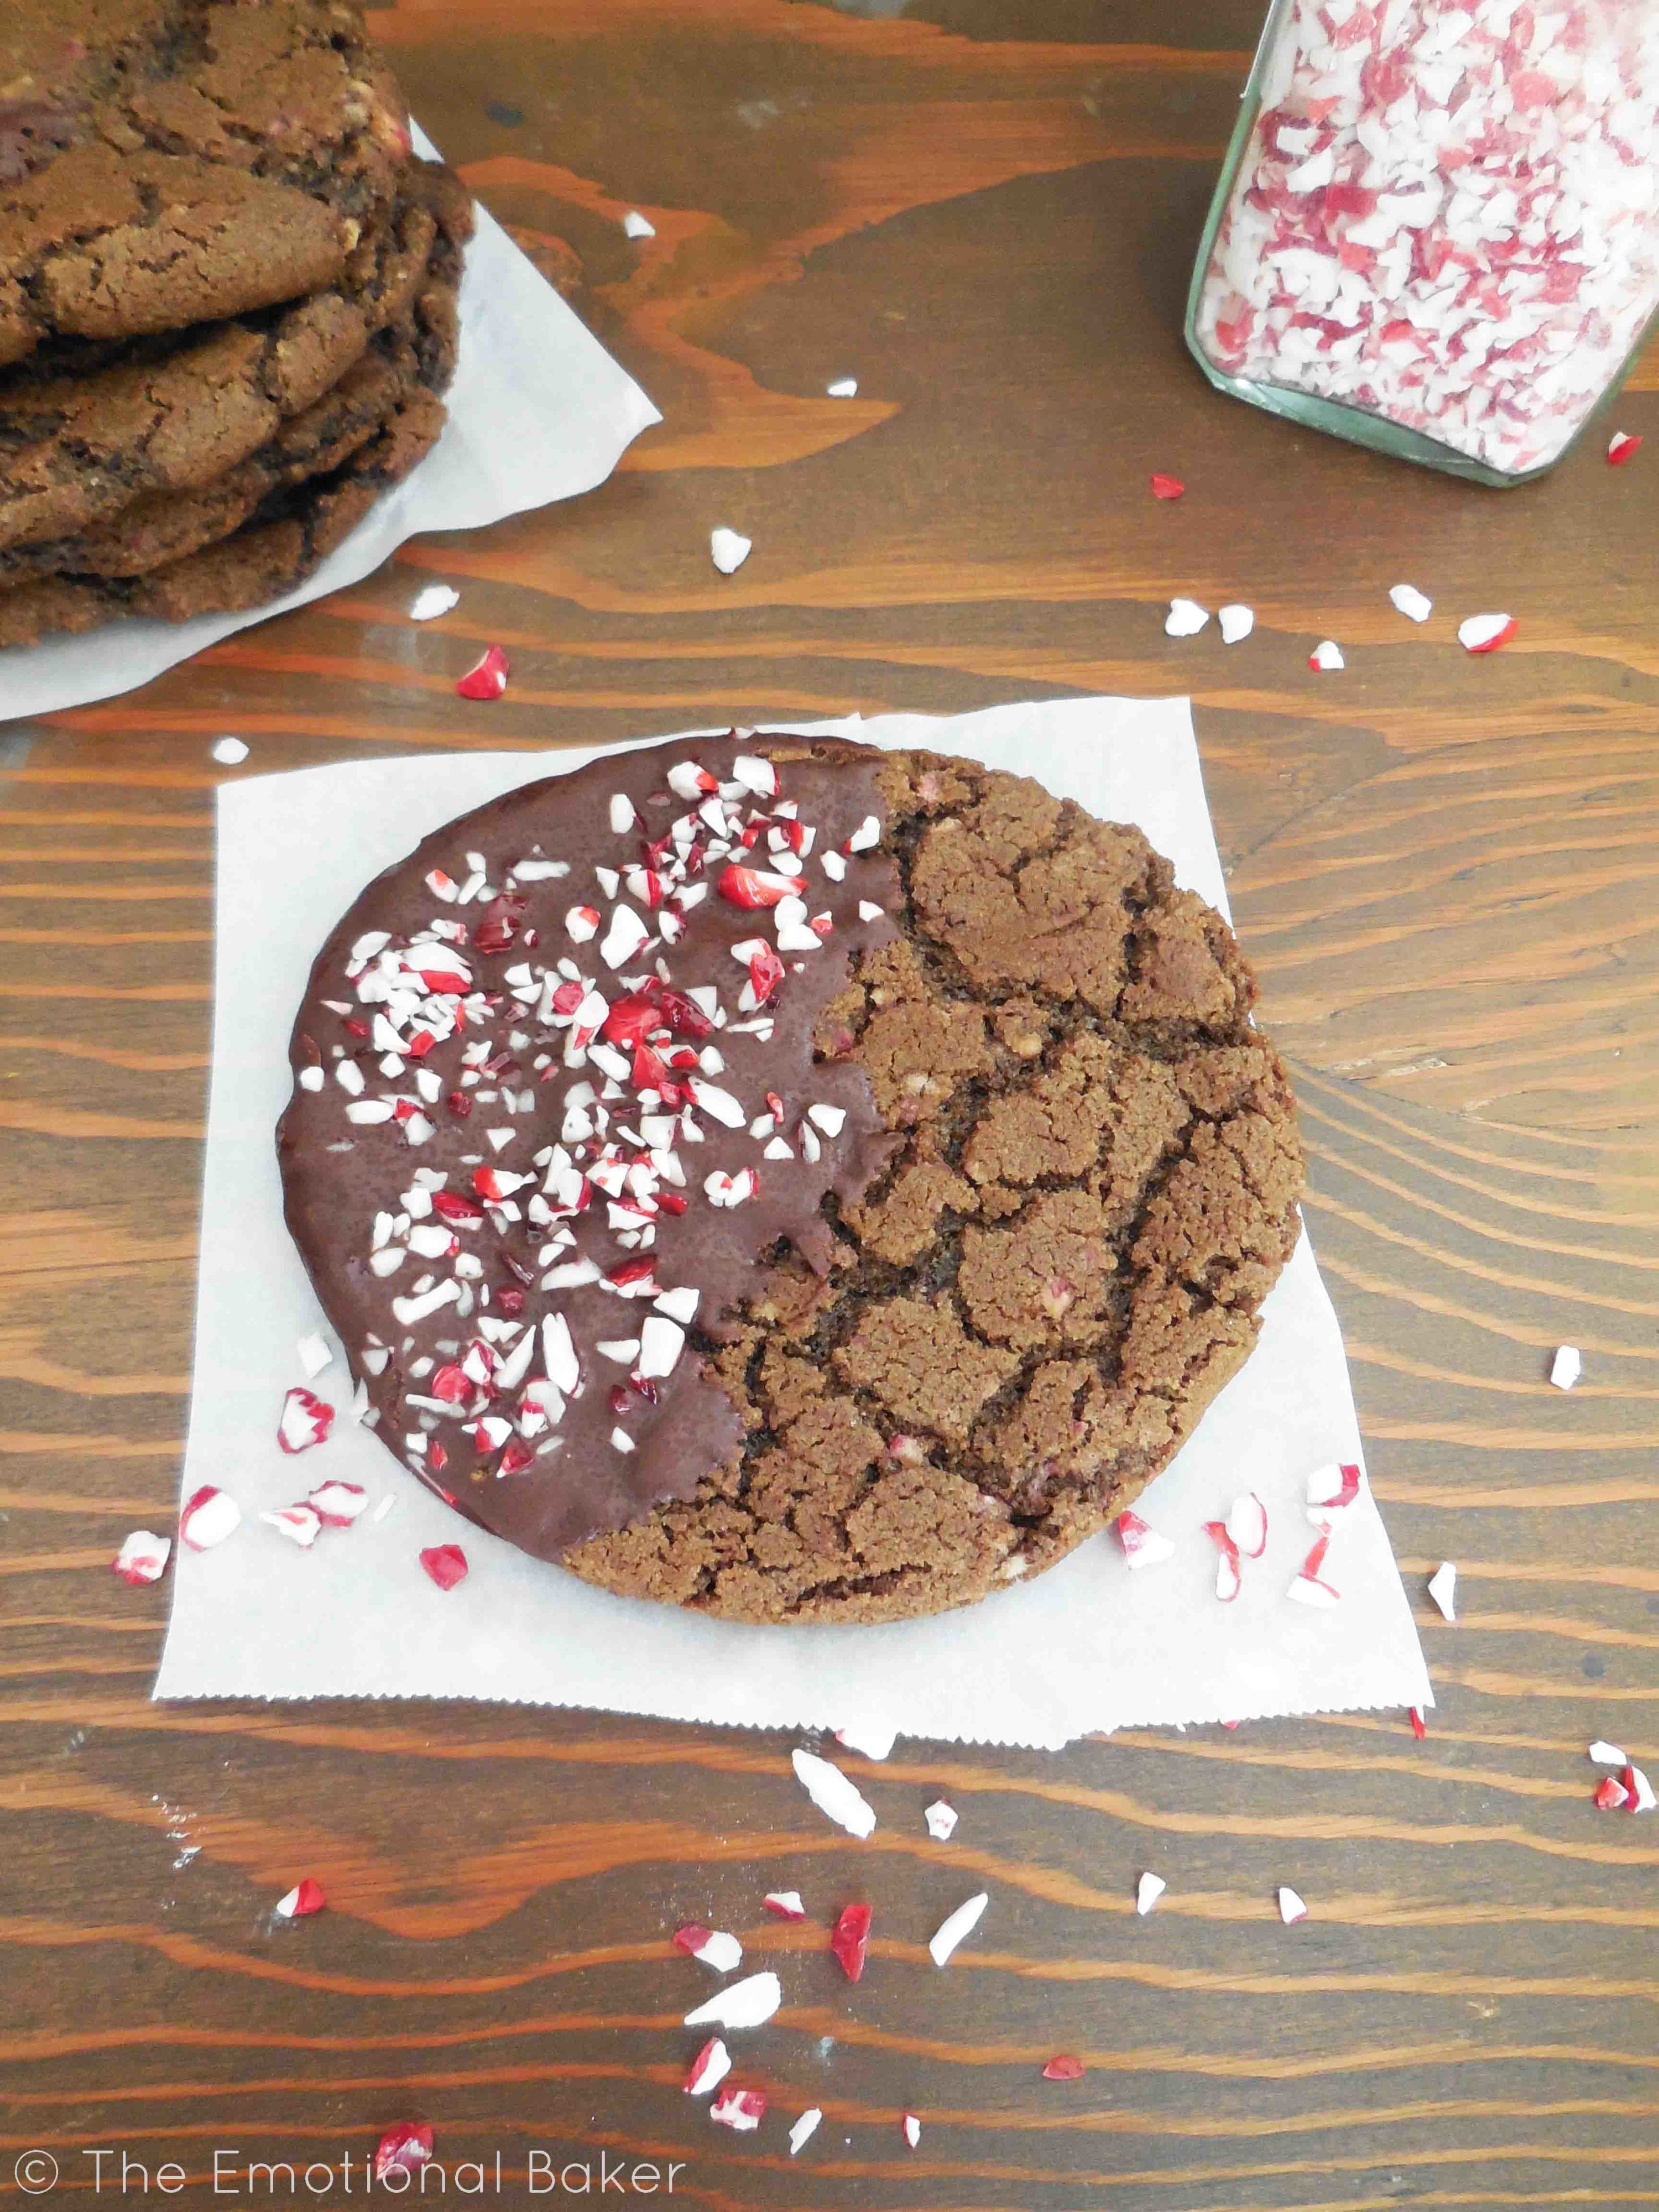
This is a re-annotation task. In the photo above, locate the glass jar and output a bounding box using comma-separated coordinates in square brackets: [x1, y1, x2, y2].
[1186, 0, 1659, 484]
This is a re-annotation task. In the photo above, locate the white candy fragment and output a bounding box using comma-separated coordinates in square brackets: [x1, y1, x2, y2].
[1629, 1766, 1657, 1814]
[637, 1314, 685, 1379]
[1218, 602, 1254, 644]
[901, 2114, 921, 2148]
[928, 1891, 989, 1967]
[763, 1891, 807, 1920]
[1165, 597, 1209, 638]
[263, 1504, 322, 1549]
[1308, 639, 1344, 671]
[296, 1332, 332, 1379]
[826, 377, 858, 397]
[791, 1749, 876, 1838]
[1550, 1345, 1582, 1391]
[834, 1720, 896, 1761]
[608, 793, 637, 835]
[622, 210, 655, 239]
[1277, 1886, 1309, 1926]
[684, 1971, 781, 2031]
[710, 528, 753, 575]
[1588, 1741, 1629, 1766]
[684, 1929, 744, 1973]
[409, 583, 460, 622]
[1458, 613, 1516, 654]
[924, 1799, 958, 1841]
[1226, 1490, 1268, 1559]
[787, 2109, 822, 2156]
[1389, 584, 1433, 624]
[179, 1486, 242, 1552]
[1427, 1562, 1457, 1621]
[1135, 1871, 1166, 1916]
[210, 736, 249, 765]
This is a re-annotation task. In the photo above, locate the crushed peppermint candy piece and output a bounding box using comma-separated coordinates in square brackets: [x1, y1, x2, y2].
[454, 644, 509, 699]
[928, 1891, 988, 1968]
[420, 1543, 469, 1591]
[792, 1749, 876, 1838]
[787, 2108, 822, 2156]
[826, 376, 858, 397]
[1226, 1490, 1268, 1559]
[307, 1480, 368, 1527]
[1426, 1561, 1458, 1621]
[1135, 1871, 1166, 1917]
[901, 2113, 921, 2149]
[112, 1530, 171, 1585]
[374, 2124, 432, 2182]
[830, 1902, 872, 1981]
[1389, 584, 1433, 625]
[1203, 1519, 1243, 1603]
[179, 1485, 242, 1552]
[1589, 1741, 1629, 1767]
[262, 1504, 322, 1548]
[409, 583, 460, 622]
[684, 2037, 731, 2095]
[1306, 1462, 1361, 1516]
[1042, 2054, 1085, 2080]
[709, 527, 752, 575]
[1165, 597, 1209, 638]
[210, 735, 249, 764]
[674, 1924, 743, 1973]
[1550, 1345, 1582, 1391]
[296, 1332, 332, 1378]
[1277, 1886, 1308, 1926]
[924, 1800, 957, 1841]
[763, 1890, 807, 1920]
[1115, 1510, 1175, 1569]
[1308, 639, 1344, 672]
[1595, 1772, 1635, 1812]
[1626, 1765, 1657, 1814]
[684, 1970, 781, 2031]
[1149, 472, 1185, 499]
[1409, 1706, 1427, 1740]
[1458, 613, 1515, 655]
[622, 210, 655, 239]
[709, 2085, 766, 2132]
[1218, 602, 1254, 645]
[834, 1719, 896, 1760]
[276, 1386, 333, 1453]
[274, 1877, 326, 1919]
[1608, 432, 1644, 467]
[1287, 1530, 1341, 1609]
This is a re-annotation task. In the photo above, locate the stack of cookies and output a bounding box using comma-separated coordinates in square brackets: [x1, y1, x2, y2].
[0, 0, 473, 650]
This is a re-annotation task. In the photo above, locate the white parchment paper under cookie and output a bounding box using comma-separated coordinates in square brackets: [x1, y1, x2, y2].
[155, 696, 1431, 1747]
[0, 125, 660, 724]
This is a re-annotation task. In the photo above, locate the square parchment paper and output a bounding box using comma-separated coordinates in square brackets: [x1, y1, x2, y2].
[155, 697, 1431, 1747]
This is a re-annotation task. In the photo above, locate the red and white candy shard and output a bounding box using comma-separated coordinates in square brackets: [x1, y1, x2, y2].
[1308, 639, 1344, 672]
[1627, 1765, 1657, 1814]
[1427, 1561, 1457, 1621]
[787, 2108, 822, 2156]
[834, 1719, 897, 1761]
[924, 1799, 958, 1841]
[1193, 7, 1659, 478]
[830, 1902, 872, 1982]
[419, 1542, 469, 1590]
[763, 1890, 806, 1920]
[682, 2037, 731, 2096]
[1550, 1344, 1582, 1391]
[1409, 1707, 1427, 1740]
[1277, 1886, 1308, 1926]
[1135, 1870, 1166, 1916]
[1306, 1461, 1361, 1517]
[307, 1479, 368, 1527]
[1589, 1740, 1628, 1766]
[1116, 1509, 1175, 1570]
[791, 1748, 876, 1838]
[709, 528, 752, 576]
[1165, 597, 1209, 638]
[1226, 1491, 1268, 1559]
[1458, 613, 1515, 655]
[684, 1971, 781, 2031]
[1203, 1519, 1242, 1603]
[1595, 1772, 1634, 1812]
[1043, 2054, 1085, 2081]
[901, 2114, 921, 2148]
[709, 2086, 766, 2132]
[1287, 1530, 1341, 1609]
[276, 1386, 334, 1453]
[179, 1485, 242, 1552]
[928, 1891, 988, 1967]
[275, 1877, 326, 1919]
[1608, 432, 1643, 466]
[674, 1924, 743, 1973]
[1218, 602, 1254, 645]
[113, 1530, 171, 1585]
[374, 2123, 433, 2180]
[1389, 584, 1432, 624]
[262, 1504, 322, 1549]
[454, 644, 508, 700]
[1149, 472, 1185, 499]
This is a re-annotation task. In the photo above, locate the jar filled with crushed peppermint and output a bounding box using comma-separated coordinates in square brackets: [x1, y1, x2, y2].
[1186, 0, 1659, 483]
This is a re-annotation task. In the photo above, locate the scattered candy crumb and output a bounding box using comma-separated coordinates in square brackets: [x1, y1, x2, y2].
[274, 1877, 326, 1919]
[709, 527, 753, 576]
[835, 1720, 897, 1761]
[709, 2085, 766, 2132]
[1427, 1562, 1458, 1621]
[454, 644, 509, 700]
[792, 1749, 876, 1838]
[674, 1924, 743, 1973]
[373, 2124, 432, 2182]
[276, 1386, 333, 1453]
[787, 2108, 822, 2156]
[685, 1971, 782, 2031]
[1226, 1490, 1268, 1559]
[1042, 2054, 1085, 2080]
[901, 2113, 921, 2148]
[1287, 1529, 1342, 1609]
[928, 1891, 988, 1968]
[1608, 431, 1642, 466]
[763, 1890, 806, 1920]
[826, 377, 858, 398]
[1277, 1886, 1308, 1926]
[924, 1800, 958, 1841]
[622, 210, 656, 239]
[1306, 1462, 1361, 1517]
[1589, 1740, 1628, 1766]
[1457, 612, 1515, 654]
[1149, 472, 1186, 500]
[409, 583, 460, 622]
[1116, 1509, 1175, 1570]
[1308, 638, 1344, 671]
[419, 1543, 469, 1592]
[1165, 597, 1209, 637]
[1389, 583, 1433, 623]
[1550, 1344, 1582, 1391]
[113, 1531, 171, 1585]
[682, 2037, 731, 2096]
[296, 1332, 332, 1379]
[1136, 1871, 1166, 1917]
[1218, 602, 1254, 645]
[1409, 1707, 1427, 1740]
[179, 1485, 241, 1552]
[1203, 1518, 1243, 1603]
[830, 1902, 872, 1982]
[210, 735, 249, 764]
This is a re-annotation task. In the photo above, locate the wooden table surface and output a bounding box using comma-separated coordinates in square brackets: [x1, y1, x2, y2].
[5, 2, 1658, 2205]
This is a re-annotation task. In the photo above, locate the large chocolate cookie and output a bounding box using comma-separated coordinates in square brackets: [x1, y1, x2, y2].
[276, 734, 1305, 1625]
[0, 0, 410, 367]
[0, 156, 466, 554]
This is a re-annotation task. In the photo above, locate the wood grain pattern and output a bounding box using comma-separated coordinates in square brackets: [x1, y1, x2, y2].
[3, 1, 1656, 2204]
